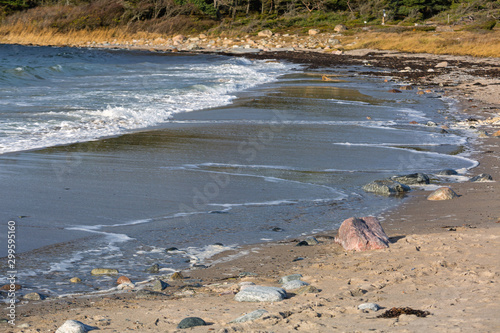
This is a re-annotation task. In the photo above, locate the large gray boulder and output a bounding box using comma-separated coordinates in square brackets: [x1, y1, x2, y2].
[335, 216, 390, 251]
[391, 173, 430, 185]
[234, 286, 287, 302]
[363, 179, 411, 196]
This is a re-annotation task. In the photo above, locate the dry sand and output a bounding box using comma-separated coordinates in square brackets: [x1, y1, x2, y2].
[2, 49, 500, 333]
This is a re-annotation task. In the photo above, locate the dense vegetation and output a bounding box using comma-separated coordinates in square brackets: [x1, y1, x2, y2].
[0, 0, 498, 35]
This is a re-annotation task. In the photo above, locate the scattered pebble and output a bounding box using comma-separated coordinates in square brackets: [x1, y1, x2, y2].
[358, 302, 381, 312]
[90, 268, 118, 275]
[234, 286, 287, 302]
[230, 309, 268, 323]
[279, 274, 303, 284]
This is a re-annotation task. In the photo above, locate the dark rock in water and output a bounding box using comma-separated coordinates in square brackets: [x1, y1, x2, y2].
[177, 317, 206, 329]
[209, 210, 228, 214]
[214, 242, 224, 246]
[362, 179, 411, 196]
[165, 247, 178, 252]
[391, 173, 430, 185]
[470, 173, 493, 182]
[335, 216, 390, 251]
[437, 169, 458, 176]
[296, 240, 309, 246]
[152, 279, 169, 291]
[146, 263, 160, 273]
[388, 89, 402, 93]
[270, 226, 284, 232]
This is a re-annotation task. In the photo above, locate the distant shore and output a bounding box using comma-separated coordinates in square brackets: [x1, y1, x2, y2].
[1, 44, 500, 332]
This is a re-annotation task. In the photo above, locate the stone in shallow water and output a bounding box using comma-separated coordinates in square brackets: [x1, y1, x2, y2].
[146, 263, 160, 273]
[230, 309, 268, 323]
[90, 268, 118, 275]
[391, 173, 430, 185]
[358, 302, 381, 312]
[304, 236, 319, 245]
[470, 173, 493, 182]
[24, 292, 45, 301]
[427, 187, 458, 200]
[282, 280, 309, 291]
[362, 179, 411, 196]
[234, 286, 287, 302]
[177, 317, 206, 329]
[437, 169, 458, 176]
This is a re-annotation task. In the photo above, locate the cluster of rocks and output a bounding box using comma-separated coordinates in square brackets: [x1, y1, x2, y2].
[84, 28, 351, 54]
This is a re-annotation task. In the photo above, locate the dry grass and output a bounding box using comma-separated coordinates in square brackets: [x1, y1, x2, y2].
[0, 22, 166, 47]
[0, 21, 499, 58]
[341, 30, 500, 58]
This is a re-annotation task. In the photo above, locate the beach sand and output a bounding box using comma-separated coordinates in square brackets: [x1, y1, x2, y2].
[2, 50, 500, 332]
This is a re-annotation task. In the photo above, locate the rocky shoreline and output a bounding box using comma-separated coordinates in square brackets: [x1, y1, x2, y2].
[1, 45, 500, 332]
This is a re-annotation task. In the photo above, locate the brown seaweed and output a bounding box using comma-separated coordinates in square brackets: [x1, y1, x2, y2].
[377, 307, 431, 318]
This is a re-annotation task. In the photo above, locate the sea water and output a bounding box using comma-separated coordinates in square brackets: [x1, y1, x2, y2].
[0, 45, 476, 297]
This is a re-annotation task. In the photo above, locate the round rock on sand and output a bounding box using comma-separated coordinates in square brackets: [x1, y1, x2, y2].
[427, 187, 458, 200]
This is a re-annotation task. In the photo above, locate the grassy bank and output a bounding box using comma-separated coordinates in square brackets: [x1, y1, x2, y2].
[1, 21, 499, 58]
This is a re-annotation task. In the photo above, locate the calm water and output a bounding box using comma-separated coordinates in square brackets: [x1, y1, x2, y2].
[0, 45, 476, 297]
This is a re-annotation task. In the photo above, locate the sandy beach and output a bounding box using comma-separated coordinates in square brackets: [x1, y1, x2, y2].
[1, 47, 500, 332]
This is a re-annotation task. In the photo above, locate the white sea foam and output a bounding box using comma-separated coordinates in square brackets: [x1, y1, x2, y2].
[0, 58, 292, 154]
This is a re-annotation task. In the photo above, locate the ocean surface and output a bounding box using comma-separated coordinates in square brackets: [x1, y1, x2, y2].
[0, 44, 477, 297]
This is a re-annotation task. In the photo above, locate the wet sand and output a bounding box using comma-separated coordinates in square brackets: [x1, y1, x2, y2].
[1, 50, 500, 332]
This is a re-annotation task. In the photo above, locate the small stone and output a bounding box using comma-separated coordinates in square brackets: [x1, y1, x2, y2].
[91, 268, 118, 275]
[435, 61, 449, 68]
[165, 247, 178, 252]
[304, 236, 319, 245]
[258, 30, 273, 37]
[177, 317, 206, 329]
[437, 169, 458, 176]
[427, 187, 458, 200]
[279, 274, 303, 284]
[477, 130, 489, 138]
[172, 34, 186, 43]
[117, 282, 135, 290]
[70, 277, 81, 283]
[296, 240, 309, 246]
[296, 285, 319, 294]
[391, 173, 430, 185]
[492, 130, 500, 137]
[234, 286, 287, 302]
[24, 292, 44, 301]
[0, 284, 21, 291]
[135, 289, 164, 299]
[170, 272, 184, 280]
[358, 302, 381, 312]
[18, 323, 30, 328]
[388, 89, 402, 93]
[152, 279, 169, 291]
[282, 280, 309, 291]
[146, 263, 160, 273]
[399, 85, 413, 90]
[363, 179, 411, 196]
[334, 24, 347, 32]
[470, 173, 493, 182]
[55, 320, 96, 333]
[230, 309, 268, 323]
[117, 276, 131, 285]
[308, 29, 320, 35]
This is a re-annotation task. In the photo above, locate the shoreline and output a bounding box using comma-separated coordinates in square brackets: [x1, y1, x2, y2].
[1, 45, 500, 332]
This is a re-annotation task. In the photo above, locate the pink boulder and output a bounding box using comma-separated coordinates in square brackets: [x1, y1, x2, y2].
[335, 216, 390, 251]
